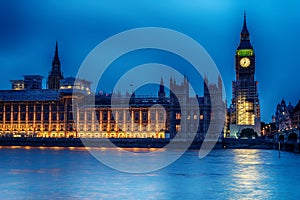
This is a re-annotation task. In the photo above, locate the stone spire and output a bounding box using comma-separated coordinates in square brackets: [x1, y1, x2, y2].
[238, 12, 253, 49]
[47, 41, 64, 90]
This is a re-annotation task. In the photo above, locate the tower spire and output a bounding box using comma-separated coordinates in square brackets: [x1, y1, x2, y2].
[55, 41, 59, 59]
[241, 12, 249, 39]
[47, 41, 64, 90]
[238, 12, 252, 49]
[52, 41, 61, 68]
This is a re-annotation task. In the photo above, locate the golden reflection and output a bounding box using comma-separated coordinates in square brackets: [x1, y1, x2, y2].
[0, 145, 164, 153]
[10, 146, 22, 149]
[24, 146, 31, 150]
[120, 147, 161, 153]
[229, 149, 270, 199]
[49, 147, 65, 150]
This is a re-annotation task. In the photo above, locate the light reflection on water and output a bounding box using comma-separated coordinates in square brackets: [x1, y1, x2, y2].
[229, 149, 272, 199]
[1, 147, 300, 199]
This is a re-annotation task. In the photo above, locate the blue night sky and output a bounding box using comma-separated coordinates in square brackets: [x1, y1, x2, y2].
[0, 0, 300, 123]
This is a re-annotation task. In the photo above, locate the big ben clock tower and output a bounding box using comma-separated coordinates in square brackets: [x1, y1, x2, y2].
[230, 13, 261, 137]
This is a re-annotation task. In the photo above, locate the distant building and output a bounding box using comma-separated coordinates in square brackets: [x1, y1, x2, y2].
[229, 13, 261, 137]
[60, 77, 91, 95]
[10, 80, 25, 90]
[23, 75, 44, 90]
[10, 75, 44, 90]
[292, 100, 300, 128]
[272, 99, 293, 131]
[47, 42, 64, 90]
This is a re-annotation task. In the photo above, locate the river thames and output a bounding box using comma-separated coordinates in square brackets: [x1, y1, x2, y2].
[1, 147, 300, 199]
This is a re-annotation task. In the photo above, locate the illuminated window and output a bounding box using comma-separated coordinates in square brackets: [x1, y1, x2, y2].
[200, 115, 204, 120]
[176, 113, 181, 120]
[176, 124, 181, 132]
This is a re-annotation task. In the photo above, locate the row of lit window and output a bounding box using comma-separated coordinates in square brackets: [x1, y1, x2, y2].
[175, 113, 204, 120]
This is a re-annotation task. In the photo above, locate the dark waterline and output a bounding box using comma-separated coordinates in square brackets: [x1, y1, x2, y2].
[1, 147, 300, 199]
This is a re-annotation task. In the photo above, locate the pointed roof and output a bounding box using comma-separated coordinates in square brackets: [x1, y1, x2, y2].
[241, 12, 249, 35]
[52, 41, 61, 67]
[48, 41, 63, 84]
[160, 77, 164, 85]
[54, 41, 59, 59]
[159, 77, 165, 95]
[237, 12, 253, 50]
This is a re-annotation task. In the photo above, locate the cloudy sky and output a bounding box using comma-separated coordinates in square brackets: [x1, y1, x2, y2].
[0, 0, 300, 122]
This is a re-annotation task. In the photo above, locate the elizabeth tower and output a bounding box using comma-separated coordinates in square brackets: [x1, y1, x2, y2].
[230, 14, 261, 137]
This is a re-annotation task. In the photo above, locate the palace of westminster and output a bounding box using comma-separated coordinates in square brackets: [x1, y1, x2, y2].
[0, 15, 266, 139]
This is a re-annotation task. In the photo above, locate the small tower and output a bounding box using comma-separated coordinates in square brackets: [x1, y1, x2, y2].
[47, 41, 64, 90]
[158, 78, 166, 102]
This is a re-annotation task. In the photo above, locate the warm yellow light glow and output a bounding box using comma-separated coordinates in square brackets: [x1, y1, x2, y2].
[176, 124, 181, 132]
[176, 113, 181, 120]
[237, 100, 255, 125]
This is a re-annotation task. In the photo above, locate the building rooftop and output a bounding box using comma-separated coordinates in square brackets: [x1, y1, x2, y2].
[0, 89, 60, 102]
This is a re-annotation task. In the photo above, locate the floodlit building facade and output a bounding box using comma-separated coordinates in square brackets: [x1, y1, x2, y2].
[0, 42, 225, 139]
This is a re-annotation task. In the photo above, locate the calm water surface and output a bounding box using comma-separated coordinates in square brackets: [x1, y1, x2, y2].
[1, 146, 300, 199]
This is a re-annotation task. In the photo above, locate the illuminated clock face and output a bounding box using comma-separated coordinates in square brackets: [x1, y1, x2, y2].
[240, 57, 251, 68]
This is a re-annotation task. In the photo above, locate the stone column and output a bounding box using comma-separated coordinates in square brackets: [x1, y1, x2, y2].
[92, 108, 95, 133]
[147, 109, 151, 132]
[156, 109, 159, 132]
[115, 109, 119, 132]
[84, 109, 87, 133]
[3, 104, 6, 130]
[107, 109, 111, 132]
[139, 109, 142, 132]
[33, 103, 36, 135]
[131, 110, 134, 132]
[17, 104, 20, 133]
[99, 110, 103, 132]
[123, 109, 126, 133]
[41, 103, 44, 133]
[26, 103, 28, 134]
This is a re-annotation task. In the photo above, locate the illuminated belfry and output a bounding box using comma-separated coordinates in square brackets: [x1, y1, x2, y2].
[47, 42, 64, 90]
[229, 13, 261, 137]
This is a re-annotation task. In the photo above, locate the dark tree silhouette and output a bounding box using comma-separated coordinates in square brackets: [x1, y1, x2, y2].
[239, 128, 258, 139]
